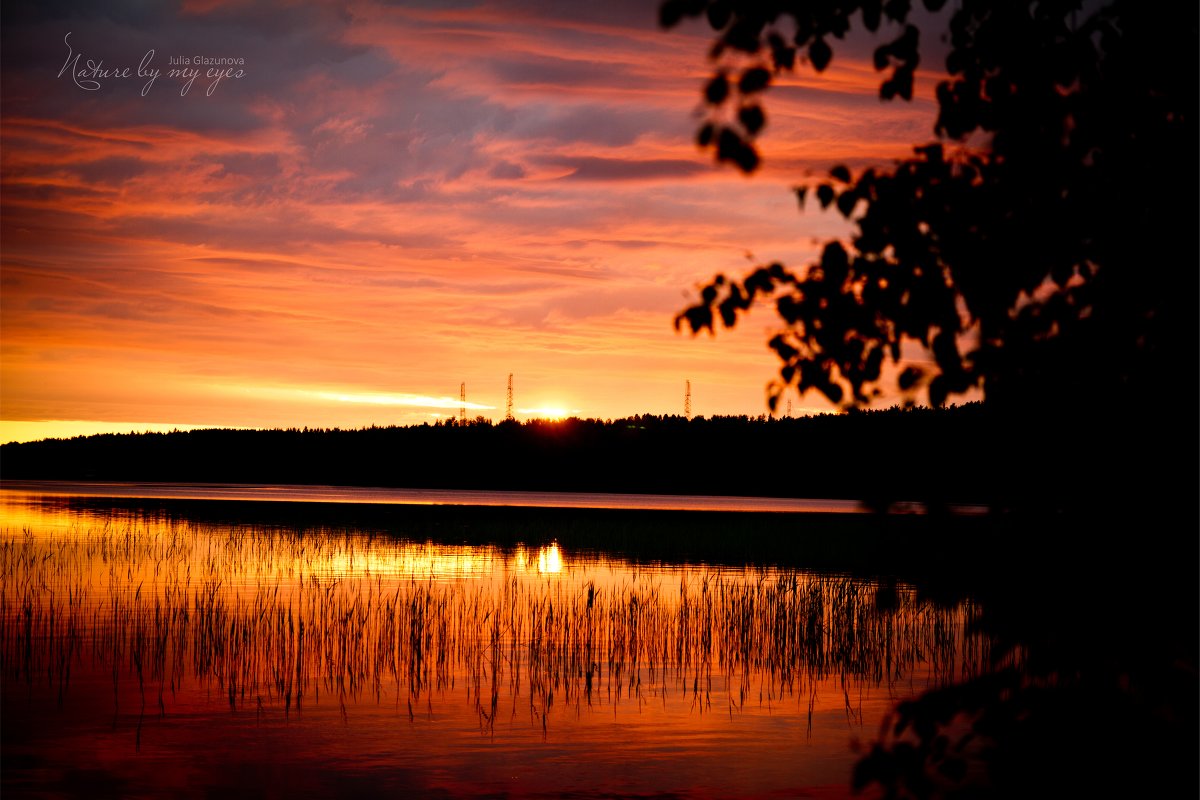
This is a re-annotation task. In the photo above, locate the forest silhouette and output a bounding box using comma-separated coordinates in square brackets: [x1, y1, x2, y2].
[3, 404, 1032, 506]
[4, 401, 1181, 514]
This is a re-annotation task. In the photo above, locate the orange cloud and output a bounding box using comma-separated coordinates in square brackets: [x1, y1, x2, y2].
[1, 1, 950, 442]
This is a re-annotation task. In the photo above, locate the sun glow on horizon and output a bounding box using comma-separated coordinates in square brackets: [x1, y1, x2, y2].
[517, 406, 579, 420]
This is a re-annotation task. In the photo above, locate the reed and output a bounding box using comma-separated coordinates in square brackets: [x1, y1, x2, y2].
[1, 522, 991, 734]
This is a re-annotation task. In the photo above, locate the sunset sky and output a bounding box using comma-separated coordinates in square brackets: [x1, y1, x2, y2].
[1, 0, 943, 443]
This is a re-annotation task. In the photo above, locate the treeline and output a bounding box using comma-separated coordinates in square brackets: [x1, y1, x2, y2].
[0, 403, 1178, 509]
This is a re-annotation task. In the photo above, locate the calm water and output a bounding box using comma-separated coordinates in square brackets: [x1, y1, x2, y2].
[0, 480, 990, 514]
[0, 480, 876, 513]
[1, 486, 992, 799]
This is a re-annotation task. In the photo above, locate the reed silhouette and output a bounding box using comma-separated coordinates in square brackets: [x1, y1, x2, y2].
[2, 521, 989, 742]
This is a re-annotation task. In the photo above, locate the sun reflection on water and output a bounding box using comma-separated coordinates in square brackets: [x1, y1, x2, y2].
[509, 542, 565, 575]
[537, 541, 563, 573]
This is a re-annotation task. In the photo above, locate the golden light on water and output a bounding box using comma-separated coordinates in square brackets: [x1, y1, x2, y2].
[322, 541, 503, 581]
[510, 542, 566, 575]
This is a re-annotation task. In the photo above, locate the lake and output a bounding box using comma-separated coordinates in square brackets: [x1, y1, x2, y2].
[2, 483, 993, 798]
[1, 479, 993, 514]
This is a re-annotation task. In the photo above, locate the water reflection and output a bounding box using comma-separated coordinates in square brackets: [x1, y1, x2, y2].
[1, 494, 994, 798]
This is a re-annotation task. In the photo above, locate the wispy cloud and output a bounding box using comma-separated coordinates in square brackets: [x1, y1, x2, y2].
[313, 391, 493, 410]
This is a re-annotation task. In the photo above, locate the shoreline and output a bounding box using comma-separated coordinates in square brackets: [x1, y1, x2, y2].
[0, 479, 988, 516]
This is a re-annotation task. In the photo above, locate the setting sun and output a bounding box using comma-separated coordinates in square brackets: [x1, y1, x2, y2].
[518, 406, 577, 420]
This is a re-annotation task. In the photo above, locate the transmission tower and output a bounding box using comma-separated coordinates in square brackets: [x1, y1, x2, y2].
[505, 374, 514, 421]
[684, 380, 692, 420]
[786, 399, 793, 417]
[459, 382, 466, 425]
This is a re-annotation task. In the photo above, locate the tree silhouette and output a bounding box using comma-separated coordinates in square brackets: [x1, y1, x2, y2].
[663, 0, 1197, 414]
[662, 5, 1198, 796]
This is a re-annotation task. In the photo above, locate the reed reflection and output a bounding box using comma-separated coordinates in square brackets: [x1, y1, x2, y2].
[1, 519, 990, 744]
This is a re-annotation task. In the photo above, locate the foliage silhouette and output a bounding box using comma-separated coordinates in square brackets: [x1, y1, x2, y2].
[661, 2, 1198, 796]
[663, 0, 1197, 416]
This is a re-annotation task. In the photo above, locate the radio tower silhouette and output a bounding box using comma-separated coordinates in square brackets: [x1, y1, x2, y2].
[459, 382, 466, 425]
[505, 374, 514, 421]
[786, 398, 792, 417]
[684, 380, 692, 420]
